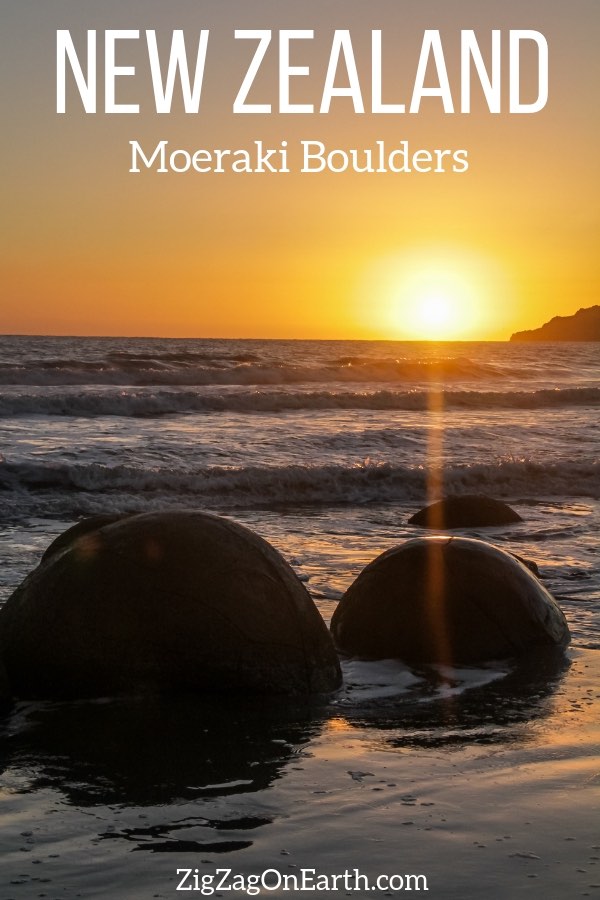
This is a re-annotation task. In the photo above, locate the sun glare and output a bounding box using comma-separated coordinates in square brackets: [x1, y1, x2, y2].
[415, 294, 455, 335]
[357, 245, 513, 340]
[401, 264, 478, 339]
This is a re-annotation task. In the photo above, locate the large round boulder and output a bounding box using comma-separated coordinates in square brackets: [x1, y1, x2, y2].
[0, 511, 341, 699]
[408, 495, 522, 528]
[331, 537, 569, 664]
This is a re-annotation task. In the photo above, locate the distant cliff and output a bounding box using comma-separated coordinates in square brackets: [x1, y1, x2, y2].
[510, 306, 600, 341]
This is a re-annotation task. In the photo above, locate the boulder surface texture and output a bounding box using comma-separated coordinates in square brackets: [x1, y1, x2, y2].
[0, 511, 342, 699]
[41, 514, 127, 563]
[331, 537, 570, 664]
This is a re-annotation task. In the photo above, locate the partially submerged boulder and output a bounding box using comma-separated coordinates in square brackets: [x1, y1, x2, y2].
[331, 537, 569, 665]
[0, 511, 341, 699]
[408, 495, 522, 528]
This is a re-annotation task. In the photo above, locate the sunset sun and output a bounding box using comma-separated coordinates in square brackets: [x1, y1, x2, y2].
[410, 293, 462, 338]
[392, 254, 488, 339]
[358, 245, 513, 340]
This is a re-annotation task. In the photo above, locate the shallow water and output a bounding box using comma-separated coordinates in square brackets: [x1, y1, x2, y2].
[0, 337, 598, 898]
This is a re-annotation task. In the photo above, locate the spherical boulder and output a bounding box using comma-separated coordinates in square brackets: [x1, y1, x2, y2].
[331, 537, 569, 665]
[408, 495, 522, 528]
[0, 511, 341, 699]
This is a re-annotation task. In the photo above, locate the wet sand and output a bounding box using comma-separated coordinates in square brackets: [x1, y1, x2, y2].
[1, 648, 598, 899]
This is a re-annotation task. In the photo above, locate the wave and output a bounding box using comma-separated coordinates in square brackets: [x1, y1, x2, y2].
[0, 356, 503, 387]
[1, 458, 598, 513]
[0, 387, 598, 418]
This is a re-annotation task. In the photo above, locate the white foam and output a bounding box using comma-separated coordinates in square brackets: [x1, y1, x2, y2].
[339, 658, 424, 700]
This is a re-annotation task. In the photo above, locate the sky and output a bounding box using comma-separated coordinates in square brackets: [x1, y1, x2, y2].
[1, 0, 599, 340]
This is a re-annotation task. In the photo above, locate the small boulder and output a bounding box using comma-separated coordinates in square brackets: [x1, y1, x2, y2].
[331, 536, 569, 665]
[408, 495, 522, 528]
[0, 511, 341, 699]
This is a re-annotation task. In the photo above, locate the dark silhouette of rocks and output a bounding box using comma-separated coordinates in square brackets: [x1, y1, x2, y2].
[0, 511, 342, 699]
[408, 495, 522, 528]
[510, 305, 600, 341]
[331, 537, 570, 665]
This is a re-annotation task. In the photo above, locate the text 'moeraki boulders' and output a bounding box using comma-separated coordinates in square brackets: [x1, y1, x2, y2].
[331, 537, 570, 665]
[0, 511, 341, 699]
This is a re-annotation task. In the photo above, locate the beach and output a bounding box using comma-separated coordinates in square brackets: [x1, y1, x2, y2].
[0, 654, 598, 898]
[0, 336, 598, 898]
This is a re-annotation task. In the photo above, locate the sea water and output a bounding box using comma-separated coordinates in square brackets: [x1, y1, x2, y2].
[0, 336, 598, 898]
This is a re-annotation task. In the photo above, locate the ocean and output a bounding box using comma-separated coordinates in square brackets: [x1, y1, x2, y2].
[0, 335, 599, 899]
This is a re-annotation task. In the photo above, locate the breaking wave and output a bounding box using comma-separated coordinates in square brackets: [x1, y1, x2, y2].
[1, 457, 598, 516]
[0, 387, 598, 418]
[0, 356, 504, 387]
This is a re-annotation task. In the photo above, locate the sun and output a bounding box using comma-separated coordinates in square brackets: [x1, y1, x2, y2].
[357, 245, 513, 340]
[390, 253, 484, 340]
[400, 264, 480, 339]
[414, 294, 456, 336]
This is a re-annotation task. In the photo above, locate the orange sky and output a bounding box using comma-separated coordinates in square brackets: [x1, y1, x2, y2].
[1, 1, 599, 339]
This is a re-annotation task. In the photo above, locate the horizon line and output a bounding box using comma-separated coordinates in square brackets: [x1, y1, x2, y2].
[0, 332, 513, 343]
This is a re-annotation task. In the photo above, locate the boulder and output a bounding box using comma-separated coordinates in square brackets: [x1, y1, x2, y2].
[0, 658, 10, 709]
[511, 554, 540, 577]
[41, 514, 128, 562]
[0, 511, 341, 699]
[408, 495, 522, 528]
[331, 537, 569, 664]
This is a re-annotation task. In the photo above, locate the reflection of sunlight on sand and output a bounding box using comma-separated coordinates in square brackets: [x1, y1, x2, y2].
[307, 653, 599, 854]
[0, 654, 597, 898]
